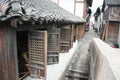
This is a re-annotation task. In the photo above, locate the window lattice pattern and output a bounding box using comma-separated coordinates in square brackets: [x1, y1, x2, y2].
[60, 28, 71, 53]
[47, 28, 60, 64]
[28, 31, 46, 79]
[29, 38, 44, 63]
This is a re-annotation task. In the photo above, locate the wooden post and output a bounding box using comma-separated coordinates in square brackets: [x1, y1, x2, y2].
[78, 25, 82, 40]
[70, 24, 74, 48]
[83, 0, 87, 18]
[101, 23, 108, 41]
[44, 31, 47, 79]
[105, 23, 109, 41]
[73, 24, 76, 42]
[101, 24, 106, 41]
[0, 23, 18, 80]
[76, 25, 79, 40]
[118, 24, 120, 44]
[8, 26, 18, 80]
[76, 25, 78, 41]
[81, 24, 84, 38]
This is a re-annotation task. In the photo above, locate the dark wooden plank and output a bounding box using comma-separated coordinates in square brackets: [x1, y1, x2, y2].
[73, 25, 76, 42]
[7, 26, 18, 80]
[47, 28, 60, 64]
[107, 22, 119, 42]
[70, 25, 74, 48]
[77, 24, 84, 41]
[109, 7, 120, 21]
[0, 23, 9, 80]
[0, 23, 18, 80]
[60, 25, 71, 53]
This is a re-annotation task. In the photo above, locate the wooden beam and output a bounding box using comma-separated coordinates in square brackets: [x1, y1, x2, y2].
[70, 25, 74, 48]
[105, 23, 109, 41]
[101, 24, 106, 41]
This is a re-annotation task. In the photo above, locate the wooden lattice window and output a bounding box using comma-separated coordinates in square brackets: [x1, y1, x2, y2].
[60, 27, 71, 53]
[47, 28, 60, 64]
[28, 30, 47, 79]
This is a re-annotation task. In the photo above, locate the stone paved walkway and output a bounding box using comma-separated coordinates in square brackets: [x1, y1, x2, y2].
[64, 27, 99, 80]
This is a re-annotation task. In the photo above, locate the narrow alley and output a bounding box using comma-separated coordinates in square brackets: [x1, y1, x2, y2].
[64, 27, 99, 80]
[0, 0, 120, 80]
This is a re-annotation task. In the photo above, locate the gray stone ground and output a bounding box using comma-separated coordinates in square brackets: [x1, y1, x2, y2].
[64, 27, 99, 80]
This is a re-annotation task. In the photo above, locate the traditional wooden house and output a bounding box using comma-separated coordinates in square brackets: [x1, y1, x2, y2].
[83, 0, 92, 19]
[0, 0, 85, 80]
[83, 0, 92, 31]
[59, 22, 85, 53]
[101, 0, 120, 46]
[93, 7, 101, 33]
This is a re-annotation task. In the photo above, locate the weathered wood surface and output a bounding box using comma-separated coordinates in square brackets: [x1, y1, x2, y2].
[107, 22, 119, 42]
[101, 23, 108, 41]
[70, 25, 75, 48]
[118, 26, 120, 46]
[47, 28, 60, 64]
[101, 22, 119, 43]
[103, 7, 109, 21]
[109, 7, 120, 22]
[103, 7, 120, 22]
[60, 25, 71, 53]
[28, 30, 47, 79]
[76, 24, 85, 41]
[0, 23, 18, 80]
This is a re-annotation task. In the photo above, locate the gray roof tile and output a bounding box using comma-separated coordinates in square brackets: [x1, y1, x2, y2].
[0, 0, 86, 23]
[105, 0, 120, 6]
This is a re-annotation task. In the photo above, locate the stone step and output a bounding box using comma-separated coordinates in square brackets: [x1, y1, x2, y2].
[65, 72, 88, 79]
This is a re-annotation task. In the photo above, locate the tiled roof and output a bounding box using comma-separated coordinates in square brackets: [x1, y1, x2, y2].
[105, 0, 120, 6]
[0, 0, 86, 23]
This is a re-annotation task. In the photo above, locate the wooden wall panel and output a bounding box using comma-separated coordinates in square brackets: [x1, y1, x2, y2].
[0, 23, 8, 80]
[118, 25, 120, 44]
[72, 25, 76, 42]
[103, 7, 109, 21]
[0, 23, 18, 80]
[60, 26, 71, 53]
[47, 28, 60, 64]
[75, 24, 85, 41]
[107, 22, 119, 42]
[8, 26, 18, 80]
[109, 7, 120, 21]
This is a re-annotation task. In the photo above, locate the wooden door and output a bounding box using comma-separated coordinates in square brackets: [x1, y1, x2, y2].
[108, 22, 119, 42]
[28, 30, 47, 79]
